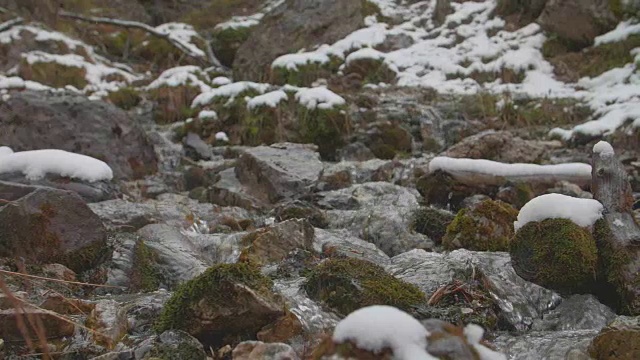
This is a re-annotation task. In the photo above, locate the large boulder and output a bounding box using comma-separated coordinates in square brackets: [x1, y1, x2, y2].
[588, 316, 640, 360]
[233, 0, 367, 82]
[0, 187, 108, 272]
[537, 0, 619, 49]
[0, 91, 157, 180]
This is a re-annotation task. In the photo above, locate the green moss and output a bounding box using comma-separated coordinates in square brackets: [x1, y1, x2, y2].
[210, 25, 254, 67]
[241, 105, 282, 146]
[155, 263, 273, 332]
[579, 35, 640, 78]
[297, 105, 351, 161]
[108, 87, 141, 110]
[511, 218, 598, 294]
[19, 60, 88, 89]
[303, 257, 425, 315]
[443, 200, 518, 252]
[130, 240, 162, 292]
[180, 0, 261, 31]
[411, 207, 455, 244]
[144, 331, 207, 360]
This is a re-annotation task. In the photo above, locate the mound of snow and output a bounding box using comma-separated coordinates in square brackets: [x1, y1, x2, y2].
[592, 140, 615, 156]
[294, 87, 346, 110]
[0, 147, 113, 182]
[514, 193, 604, 231]
[146, 66, 211, 92]
[191, 81, 270, 107]
[271, 51, 331, 70]
[333, 305, 435, 360]
[247, 90, 288, 110]
[345, 47, 386, 65]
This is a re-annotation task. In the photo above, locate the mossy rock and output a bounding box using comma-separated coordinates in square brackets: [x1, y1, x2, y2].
[588, 315, 640, 360]
[239, 219, 315, 266]
[156, 263, 282, 348]
[366, 122, 412, 160]
[303, 257, 425, 315]
[18, 59, 88, 89]
[149, 85, 201, 124]
[443, 199, 518, 252]
[108, 87, 142, 110]
[296, 105, 351, 161]
[510, 218, 598, 295]
[411, 207, 455, 244]
[211, 25, 254, 67]
[416, 171, 494, 212]
[129, 240, 162, 292]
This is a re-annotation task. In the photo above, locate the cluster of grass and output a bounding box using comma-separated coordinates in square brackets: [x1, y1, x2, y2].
[18, 59, 88, 89]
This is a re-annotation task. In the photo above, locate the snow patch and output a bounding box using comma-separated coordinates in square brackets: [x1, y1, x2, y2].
[0, 148, 113, 182]
[514, 194, 604, 231]
[345, 47, 386, 65]
[429, 157, 592, 180]
[146, 66, 211, 92]
[595, 20, 640, 46]
[294, 87, 346, 110]
[191, 81, 270, 107]
[593, 141, 615, 156]
[247, 90, 288, 110]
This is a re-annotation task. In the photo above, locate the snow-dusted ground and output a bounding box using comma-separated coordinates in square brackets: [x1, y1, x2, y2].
[267, 0, 640, 141]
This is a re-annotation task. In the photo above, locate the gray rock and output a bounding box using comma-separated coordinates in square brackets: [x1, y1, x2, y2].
[387, 249, 562, 331]
[537, 0, 619, 48]
[236, 143, 323, 204]
[442, 130, 561, 164]
[136, 224, 208, 289]
[0, 178, 116, 203]
[313, 228, 391, 266]
[233, 0, 366, 81]
[125, 290, 173, 335]
[134, 330, 206, 360]
[494, 330, 597, 360]
[0, 187, 108, 273]
[104, 233, 139, 290]
[318, 182, 431, 256]
[210, 167, 265, 210]
[241, 219, 315, 266]
[532, 294, 616, 332]
[232, 340, 300, 360]
[184, 132, 214, 161]
[0, 91, 157, 180]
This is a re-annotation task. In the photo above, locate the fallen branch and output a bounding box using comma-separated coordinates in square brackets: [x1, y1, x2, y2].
[0, 17, 24, 33]
[0, 269, 126, 289]
[58, 10, 215, 66]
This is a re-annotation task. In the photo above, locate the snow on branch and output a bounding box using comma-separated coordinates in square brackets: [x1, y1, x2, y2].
[0, 17, 24, 33]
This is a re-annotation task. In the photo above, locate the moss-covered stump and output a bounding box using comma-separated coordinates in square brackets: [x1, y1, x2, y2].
[210, 25, 254, 67]
[239, 219, 315, 266]
[0, 188, 108, 273]
[303, 257, 425, 315]
[411, 206, 455, 244]
[296, 105, 351, 161]
[149, 85, 201, 124]
[510, 218, 598, 294]
[442, 199, 518, 252]
[18, 59, 88, 89]
[156, 263, 284, 348]
[588, 316, 640, 360]
[108, 87, 142, 110]
[594, 217, 640, 315]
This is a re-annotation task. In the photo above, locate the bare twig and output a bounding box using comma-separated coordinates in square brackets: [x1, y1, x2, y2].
[0, 269, 126, 289]
[58, 10, 212, 66]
